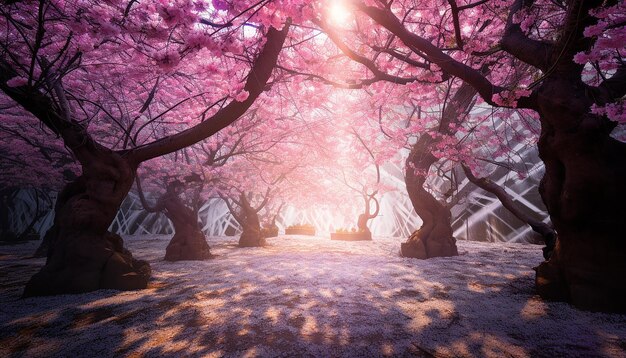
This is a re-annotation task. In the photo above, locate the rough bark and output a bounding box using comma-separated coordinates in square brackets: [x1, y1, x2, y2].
[525, 0, 626, 312]
[402, 135, 458, 259]
[23, 149, 151, 297]
[402, 82, 477, 259]
[237, 194, 264, 247]
[461, 164, 557, 259]
[533, 76, 626, 312]
[1, 24, 289, 296]
[360, 0, 625, 311]
[159, 185, 213, 261]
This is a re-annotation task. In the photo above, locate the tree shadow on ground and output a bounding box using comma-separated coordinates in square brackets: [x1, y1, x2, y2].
[0, 236, 625, 357]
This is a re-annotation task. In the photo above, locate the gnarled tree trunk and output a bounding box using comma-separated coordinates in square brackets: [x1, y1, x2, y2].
[137, 178, 213, 261]
[356, 194, 379, 233]
[159, 185, 213, 261]
[223, 190, 270, 248]
[534, 76, 626, 312]
[402, 136, 458, 259]
[23, 149, 151, 297]
[238, 194, 264, 247]
[1, 24, 289, 296]
[401, 82, 477, 259]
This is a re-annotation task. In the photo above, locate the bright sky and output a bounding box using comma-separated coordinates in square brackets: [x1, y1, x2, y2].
[327, 2, 351, 26]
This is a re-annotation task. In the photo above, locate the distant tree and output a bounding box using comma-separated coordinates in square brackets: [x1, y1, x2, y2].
[0, 0, 290, 296]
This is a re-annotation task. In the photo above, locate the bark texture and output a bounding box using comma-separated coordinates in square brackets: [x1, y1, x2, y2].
[401, 82, 476, 259]
[517, 0, 626, 312]
[534, 77, 626, 312]
[237, 194, 265, 248]
[0, 24, 289, 296]
[402, 135, 458, 259]
[159, 186, 213, 261]
[23, 150, 151, 297]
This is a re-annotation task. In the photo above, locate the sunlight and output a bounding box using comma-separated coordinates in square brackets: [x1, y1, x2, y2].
[328, 2, 351, 26]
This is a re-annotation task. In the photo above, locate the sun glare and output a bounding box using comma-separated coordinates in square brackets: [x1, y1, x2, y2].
[328, 2, 351, 25]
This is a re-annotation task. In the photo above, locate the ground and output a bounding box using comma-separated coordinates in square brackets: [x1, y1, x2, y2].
[1, 235, 625, 357]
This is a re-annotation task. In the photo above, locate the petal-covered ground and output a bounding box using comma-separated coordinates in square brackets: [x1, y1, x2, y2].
[1, 235, 625, 357]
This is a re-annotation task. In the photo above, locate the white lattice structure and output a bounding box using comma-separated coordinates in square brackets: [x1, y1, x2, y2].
[0, 189, 55, 240]
[451, 149, 550, 244]
[2, 148, 550, 243]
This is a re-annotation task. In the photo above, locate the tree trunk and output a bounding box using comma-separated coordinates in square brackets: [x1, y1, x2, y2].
[238, 195, 264, 247]
[34, 224, 56, 258]
[357, 195, 379, 233]
[402, 136, 458, 259]
[239, 214, 264, 247]
[23, 149, 151, 297]
[534, 77, 626, 312]
[1, 24, 288, 297]
[160, 190, 213, 261]
[402, 82, 478, 258]
[239, 216, 263, 247]
[357, 197, 369, 233]
[357, 213, 370, 233]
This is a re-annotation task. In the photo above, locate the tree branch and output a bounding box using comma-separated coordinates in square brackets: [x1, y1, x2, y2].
[254, 187, 272, 213]
[135, 174, 162, 213]
[368, 196, 380, 219]
[371, 46, 430, 69]
[315, 18, 420, 85]
[127, 22, 291, 164]
[0, 59, 104, 164]
[446, 0, 464, 50]
[500, 0, 554, 71]
[220, 194, 244, 225]
[594, 64, 626, 104]
[461, 164, 556, 249]
[355, 3, 521, 108]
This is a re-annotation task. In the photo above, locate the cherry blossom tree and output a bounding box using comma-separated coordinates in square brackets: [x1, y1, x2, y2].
[134, 108, 292, 258]
[1, 0, 623, 313]
[221, 188, 272, 247]
[137, 171, 214, 261]
[0, 0, 290, 296]
[295, 0, 625, 311]
[340, 130, 383, 234]
[217, 153, 296, 247]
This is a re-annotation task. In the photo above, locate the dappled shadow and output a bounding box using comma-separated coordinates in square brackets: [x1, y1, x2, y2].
[384, 245, 626, 357]
[1, 236, 625, 357]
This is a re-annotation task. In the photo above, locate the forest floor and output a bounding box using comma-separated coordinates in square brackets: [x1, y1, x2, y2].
[1, 235, 625, 358]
